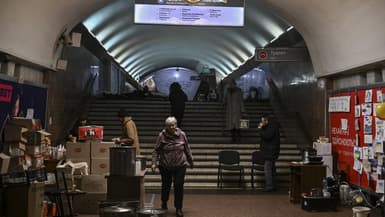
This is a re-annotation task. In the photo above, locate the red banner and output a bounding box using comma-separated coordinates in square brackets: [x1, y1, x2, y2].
[0, 84, 13, 103]
[330, 87, 385, 190]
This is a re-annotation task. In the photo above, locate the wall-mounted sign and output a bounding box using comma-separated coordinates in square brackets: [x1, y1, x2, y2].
[329, 96, 351, 112]
[255, 47, 308, 62]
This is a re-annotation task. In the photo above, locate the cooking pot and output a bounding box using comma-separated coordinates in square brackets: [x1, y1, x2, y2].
[137, 208, 167, 217]
[99, 206, 135, 217]
[99, 200, 141, 212]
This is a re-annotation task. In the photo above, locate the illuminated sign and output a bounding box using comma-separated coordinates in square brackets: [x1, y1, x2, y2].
[134, 0, 244, 27]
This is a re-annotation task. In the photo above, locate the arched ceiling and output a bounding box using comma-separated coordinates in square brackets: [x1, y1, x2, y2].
[83, 0, 292, 81]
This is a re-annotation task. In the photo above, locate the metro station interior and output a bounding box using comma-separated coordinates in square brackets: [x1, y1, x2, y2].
[0, 1, 385, 217]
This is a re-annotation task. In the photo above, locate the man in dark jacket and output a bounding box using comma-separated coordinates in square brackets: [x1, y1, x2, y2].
[169, 82, 188, 127]
[258, 116, 280, 192]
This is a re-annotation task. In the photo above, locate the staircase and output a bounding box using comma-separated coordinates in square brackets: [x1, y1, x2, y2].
[87, 98, 303, 190]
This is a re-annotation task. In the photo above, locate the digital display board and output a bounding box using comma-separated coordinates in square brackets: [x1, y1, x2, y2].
[134, 0, 244, 27]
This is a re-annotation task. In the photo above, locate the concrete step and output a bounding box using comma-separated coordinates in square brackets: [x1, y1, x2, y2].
[140, 143, 298, 149]
[87, 99, 304, 190]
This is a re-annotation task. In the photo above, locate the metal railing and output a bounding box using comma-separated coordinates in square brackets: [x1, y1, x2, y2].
[266, 78, 312, 147]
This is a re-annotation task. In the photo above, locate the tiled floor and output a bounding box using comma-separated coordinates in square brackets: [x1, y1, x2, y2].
[79, 192, 382, 217]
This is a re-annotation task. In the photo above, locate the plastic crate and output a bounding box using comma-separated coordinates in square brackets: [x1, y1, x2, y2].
[1, 167, 47, 186]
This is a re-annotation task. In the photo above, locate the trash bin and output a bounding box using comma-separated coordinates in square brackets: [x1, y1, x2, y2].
[110, 146, 136, 176]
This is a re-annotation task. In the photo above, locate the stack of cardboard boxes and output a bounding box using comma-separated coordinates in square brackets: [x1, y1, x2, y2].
[66, 140, 114, 214]
[1, 117, 50, 217]
[3, 117, 50, 173]
[65, 140, 114, 175]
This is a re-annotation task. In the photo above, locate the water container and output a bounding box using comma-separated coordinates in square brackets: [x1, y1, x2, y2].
[352, 206, 371, 217]
[110, 146, 136, 176]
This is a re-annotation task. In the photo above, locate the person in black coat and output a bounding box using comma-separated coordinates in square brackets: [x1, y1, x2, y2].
[169, 82, 188, 127]
[258, 116, 280, 192]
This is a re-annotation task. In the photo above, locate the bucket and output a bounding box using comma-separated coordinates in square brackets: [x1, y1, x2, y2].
[339, 184, 350, 205]
[136, 155, 147, 170]
[352, 206, 371, 217]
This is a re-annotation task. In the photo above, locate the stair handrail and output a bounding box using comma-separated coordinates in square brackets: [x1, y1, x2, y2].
[60, 73, 98, 143]
[266, 78, 312, 147]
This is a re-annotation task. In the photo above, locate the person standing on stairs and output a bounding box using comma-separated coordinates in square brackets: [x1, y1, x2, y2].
[224, 78, 245, 143]
[258, 116, 280, 192]
[151, 116, 193, 217]
[112, 108, 140, 155]
[169, 82, 188, 127]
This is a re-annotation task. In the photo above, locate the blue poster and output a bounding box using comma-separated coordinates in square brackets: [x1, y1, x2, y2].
[0, 78, 47, 149]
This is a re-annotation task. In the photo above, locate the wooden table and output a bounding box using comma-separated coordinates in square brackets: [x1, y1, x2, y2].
[289, 162, 326, 203]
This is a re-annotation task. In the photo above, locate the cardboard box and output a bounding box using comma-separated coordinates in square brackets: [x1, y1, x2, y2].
[322, 155, 333, 177]
[44, 159, 60, 173]
[25, 145, 42, 155]
[0, 153, 10, 174]
[25, 154, 45, 169]
[66, 141, 90, 159]
[4, 125, 28, 143]
[4, 182, 44, 217]
[91, 158, 109, 175]
[78, 126, 103, 141]
[80, 174, 107, 193]
[91, 141, 114, 158]
[8, 156, 26, 172]
[9, 118, 41, 131]
[5, 142, 26, 157]
[313, 142, 332, 156]
[25, 130, 51, 145]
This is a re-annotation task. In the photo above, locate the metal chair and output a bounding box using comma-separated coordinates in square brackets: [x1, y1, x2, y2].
[45, 169, 86, 217]
[250, 151, 265, 188]
[217, 150, 244, 189]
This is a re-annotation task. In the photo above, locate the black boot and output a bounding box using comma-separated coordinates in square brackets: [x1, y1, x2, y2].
[176, 208, 184, 217]
[230, 129, 236, 143]
[236, 129, 241, 143]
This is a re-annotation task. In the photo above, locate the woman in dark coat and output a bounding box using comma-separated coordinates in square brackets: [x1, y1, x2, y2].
[224, 79, 244, 143]
[169, 82, 188, 127]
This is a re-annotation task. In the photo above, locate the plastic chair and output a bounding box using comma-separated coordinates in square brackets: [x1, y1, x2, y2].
[250, 151, 265, 188]
[217, 150, 244, 189]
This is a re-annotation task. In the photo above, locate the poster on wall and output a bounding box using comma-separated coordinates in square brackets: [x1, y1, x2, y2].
[329, 96, 350, 112]
[0, 78, 47, 149]
[330, 87, 385, 190]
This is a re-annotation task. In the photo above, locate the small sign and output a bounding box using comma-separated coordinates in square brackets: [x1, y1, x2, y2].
[240, 119, 249, 129]
[190, 76, 201, 80]
[255, 47, 308, 62]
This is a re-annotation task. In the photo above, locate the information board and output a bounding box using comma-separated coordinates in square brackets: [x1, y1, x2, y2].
[134, 0, 244, 26]
[330, 86, 385, 192]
